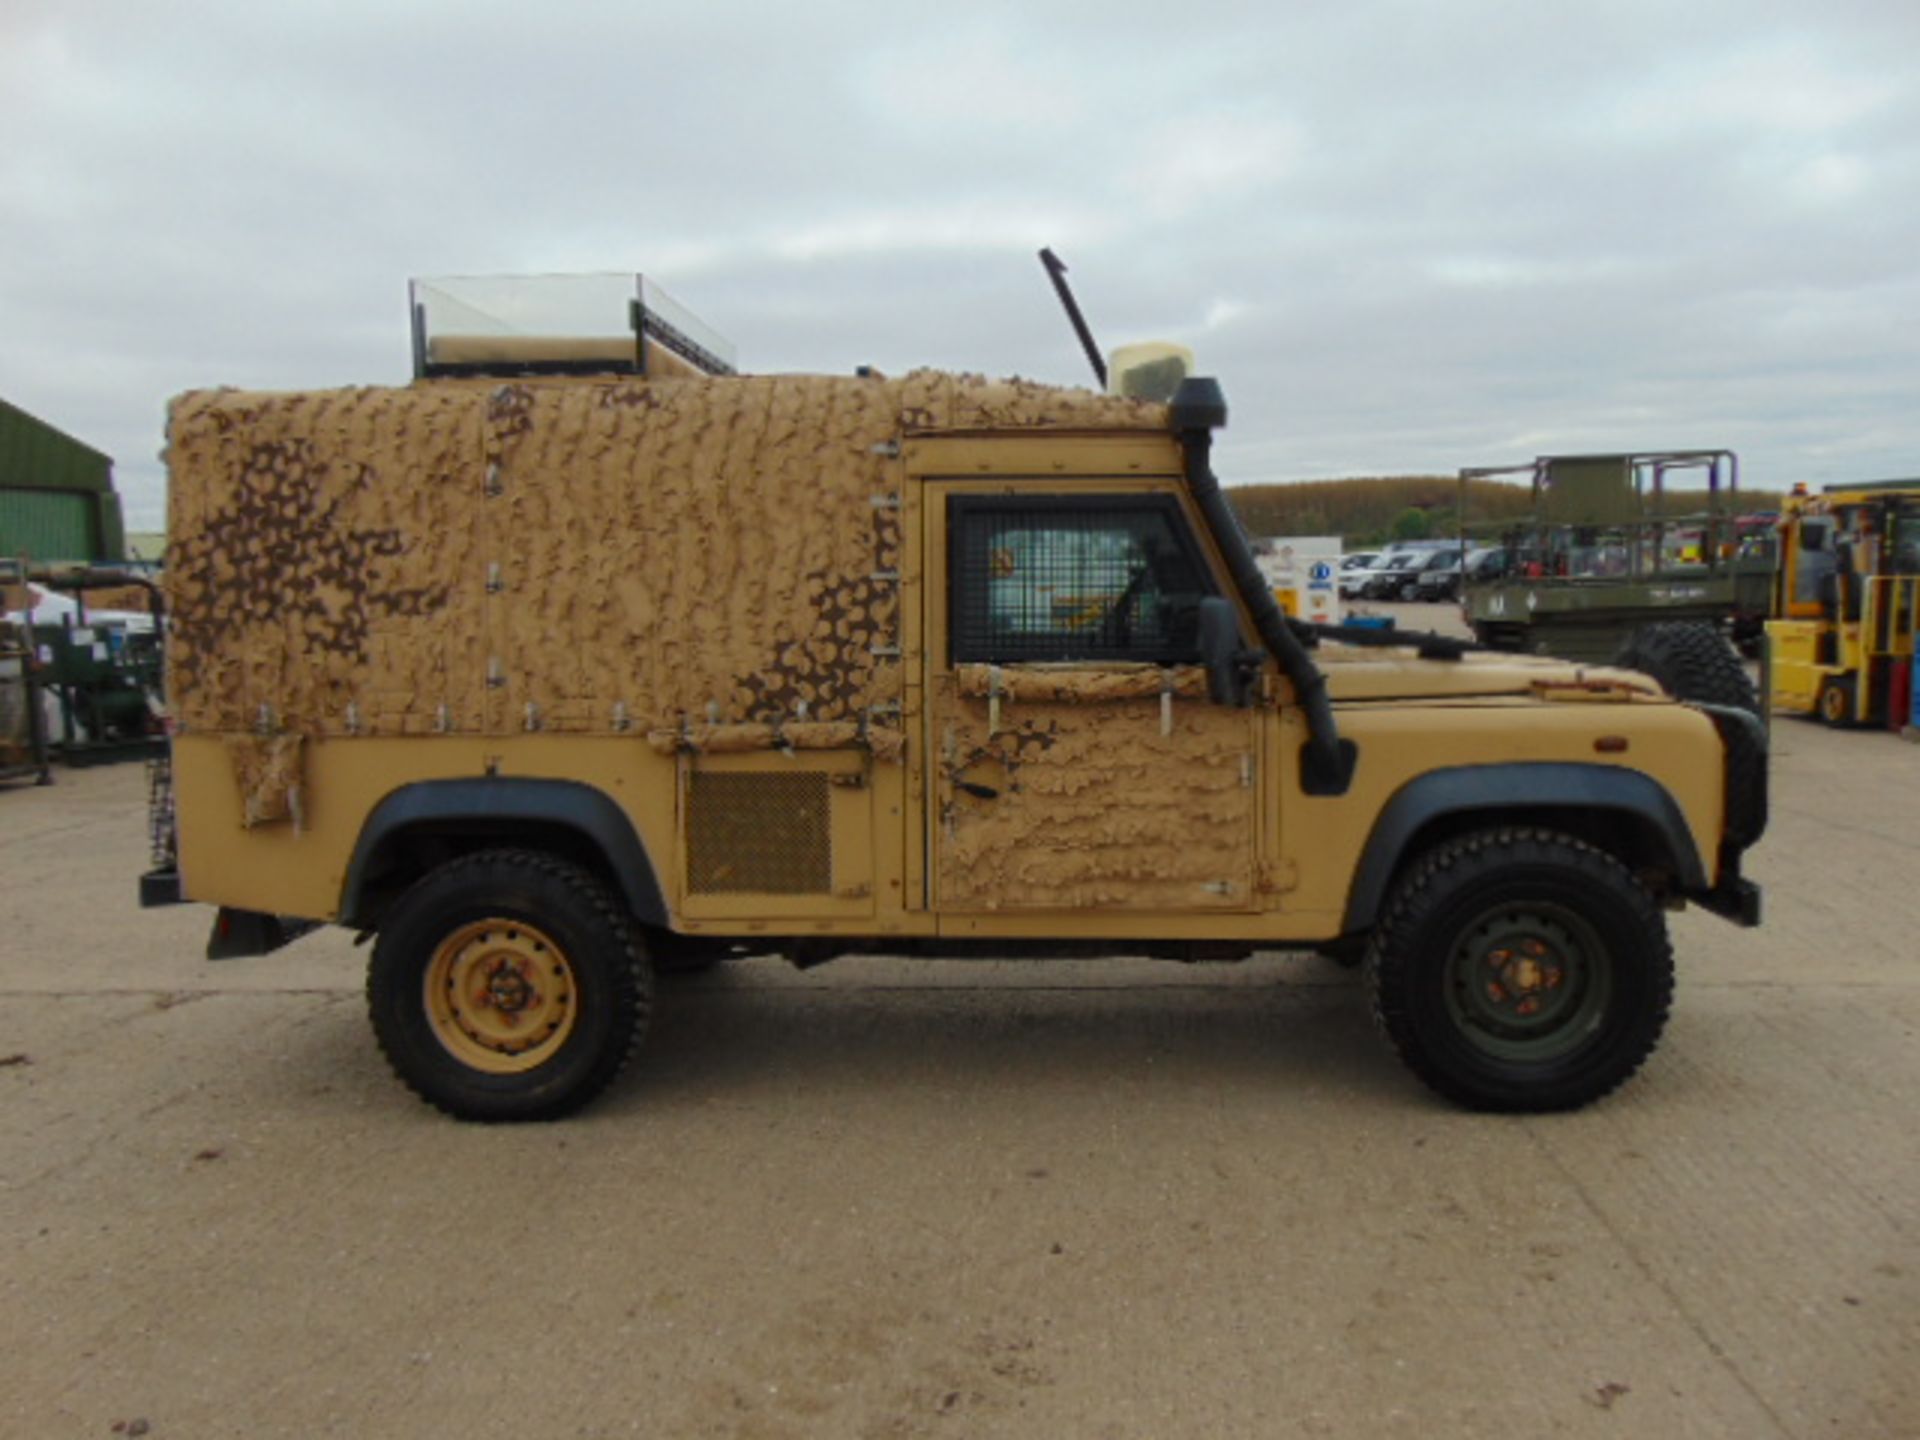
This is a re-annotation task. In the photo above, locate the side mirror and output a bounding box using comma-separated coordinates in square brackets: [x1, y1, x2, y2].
[1196, 595, 1259, 706]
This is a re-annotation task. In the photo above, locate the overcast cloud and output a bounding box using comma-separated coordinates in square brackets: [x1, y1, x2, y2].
[4, 0, 1918, 529]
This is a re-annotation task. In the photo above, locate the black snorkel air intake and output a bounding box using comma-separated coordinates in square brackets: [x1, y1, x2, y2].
[1172, 378, 1355, 796]
[1034, 249, 1357, 794]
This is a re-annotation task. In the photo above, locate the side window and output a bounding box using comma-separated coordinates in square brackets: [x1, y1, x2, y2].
[1894, 503, 1920, 576]
[1793, 516, 1837, 603]
[949, 495, 1218, 664]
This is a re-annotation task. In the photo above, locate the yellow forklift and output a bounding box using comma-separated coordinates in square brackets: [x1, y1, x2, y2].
[1766, 481, 1920, 726]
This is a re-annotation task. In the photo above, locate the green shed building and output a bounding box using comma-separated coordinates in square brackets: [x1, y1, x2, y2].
[0, 397, 125, 564]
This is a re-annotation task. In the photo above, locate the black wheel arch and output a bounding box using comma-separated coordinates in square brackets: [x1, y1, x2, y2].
[1341, 763, 1706, 935]
[341, 778, 669, 930]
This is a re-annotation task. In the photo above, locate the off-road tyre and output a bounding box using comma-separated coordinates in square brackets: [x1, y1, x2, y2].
[1612, 621, 1758, 714]
[1471, 621, 1520, 652]
[1366, 829, 1674, 1113]
[367, 849, 652, 1122]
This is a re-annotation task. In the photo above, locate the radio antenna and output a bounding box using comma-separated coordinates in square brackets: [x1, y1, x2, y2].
[1038, 248, 1107, 388]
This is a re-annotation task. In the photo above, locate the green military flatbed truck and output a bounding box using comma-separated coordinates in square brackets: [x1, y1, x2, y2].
[1458, 451, 1774, 667]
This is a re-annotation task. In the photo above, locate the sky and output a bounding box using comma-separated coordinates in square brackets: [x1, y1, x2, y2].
[4, 0, 1918, 531]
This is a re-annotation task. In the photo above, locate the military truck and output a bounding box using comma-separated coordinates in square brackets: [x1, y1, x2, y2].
[1458, 452, 1774, 683]
[141, 272, 1766, 1121]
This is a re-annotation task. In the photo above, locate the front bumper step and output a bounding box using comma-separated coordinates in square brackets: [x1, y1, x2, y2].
[1694, 877, 1762, 928]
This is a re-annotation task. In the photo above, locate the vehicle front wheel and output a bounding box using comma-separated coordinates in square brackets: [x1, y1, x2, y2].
[1366, 829, 1673, 1112]
[367, 849, 652, 1121]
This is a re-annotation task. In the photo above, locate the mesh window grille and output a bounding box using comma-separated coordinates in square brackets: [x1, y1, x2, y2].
[950, 496, 1215, 664]
[687, 771, 832, 895]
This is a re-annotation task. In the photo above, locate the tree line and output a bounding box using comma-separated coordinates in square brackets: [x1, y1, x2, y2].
[1226, 475, 1785, 548]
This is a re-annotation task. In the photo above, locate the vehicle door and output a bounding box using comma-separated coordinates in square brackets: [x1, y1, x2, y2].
[923, 483, 1260, 914]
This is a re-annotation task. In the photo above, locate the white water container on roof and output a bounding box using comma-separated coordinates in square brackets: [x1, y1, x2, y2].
[1106, 342, 1195, 403]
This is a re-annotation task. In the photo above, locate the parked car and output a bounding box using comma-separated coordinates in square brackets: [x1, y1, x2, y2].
[1401, 547, 1466, 601]
[1366, 545, 1462, 601]
[1342, 549, 1411, 599]
[1413, 545, 1505, 603]
[1463, 545, 1513, 592]
[1409, 552, 1464, 603]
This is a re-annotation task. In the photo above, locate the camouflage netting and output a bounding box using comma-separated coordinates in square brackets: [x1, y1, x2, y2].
[935, 685, 1254, 911]
[954, 663, 1211, 704]
[165, 371, 1164, 744]
[644, 720, 906, 763]
[224, 733, 305, 828]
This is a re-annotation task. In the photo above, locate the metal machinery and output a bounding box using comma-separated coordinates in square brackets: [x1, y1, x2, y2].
[1, 394, 157, 769]
[14, 566, 166, 766]
[0, 563, 52, 784]
[1766, 481, 1920, 728]
[1458, 451, 1774, 662]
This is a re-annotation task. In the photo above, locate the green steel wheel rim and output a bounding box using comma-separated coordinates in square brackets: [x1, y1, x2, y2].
[1441, 904, 1613, 1064]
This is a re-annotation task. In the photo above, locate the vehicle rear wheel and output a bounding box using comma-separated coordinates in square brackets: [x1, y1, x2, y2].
[1366, 829, 1673, 1112]
[367, 849, 652, 1121]
[1611, 621, 1758, 714]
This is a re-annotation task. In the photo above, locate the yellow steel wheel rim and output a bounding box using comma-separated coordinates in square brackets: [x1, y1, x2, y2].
[423, 919, 578, 1074]
[1820, 683, 1847, 723]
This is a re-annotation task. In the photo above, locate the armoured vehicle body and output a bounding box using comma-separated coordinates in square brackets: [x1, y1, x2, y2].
[144, 276, 1767, 1120]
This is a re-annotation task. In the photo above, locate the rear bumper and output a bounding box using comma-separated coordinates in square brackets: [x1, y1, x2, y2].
[140, 865, 184, 907]
[205, 908, 317, 960]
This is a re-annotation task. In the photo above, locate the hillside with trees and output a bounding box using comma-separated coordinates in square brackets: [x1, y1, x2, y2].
[1227, 475, 1785, 547]
[1225, 476, 1531, 547]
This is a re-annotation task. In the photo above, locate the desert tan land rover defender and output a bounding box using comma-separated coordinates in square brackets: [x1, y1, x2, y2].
[141, 273, 1766, 1120]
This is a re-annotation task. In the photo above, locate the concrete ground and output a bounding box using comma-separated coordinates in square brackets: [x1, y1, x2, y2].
[3, 622, 1916, 1438]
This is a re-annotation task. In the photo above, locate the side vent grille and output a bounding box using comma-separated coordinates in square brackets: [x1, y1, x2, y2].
[687, 771, 832, 894]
